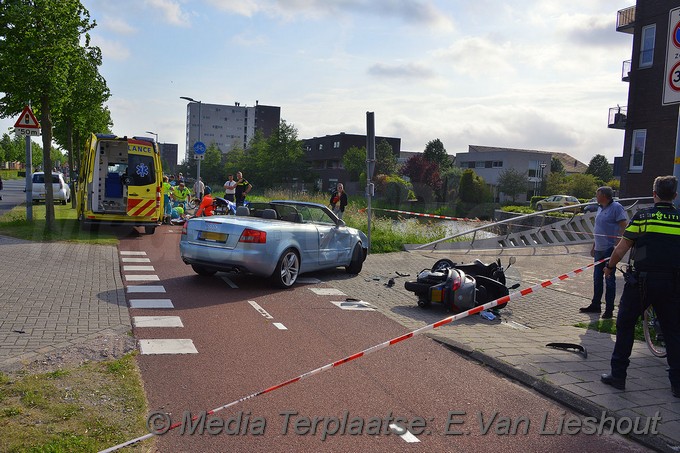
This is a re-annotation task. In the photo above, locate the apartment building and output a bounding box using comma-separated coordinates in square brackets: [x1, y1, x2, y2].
[301, 132, 401, 192]
[613, 1, 680, 196]
[183, 100, 280, 158]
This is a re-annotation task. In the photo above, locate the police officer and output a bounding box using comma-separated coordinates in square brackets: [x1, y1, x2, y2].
[601, 176, 680, 398]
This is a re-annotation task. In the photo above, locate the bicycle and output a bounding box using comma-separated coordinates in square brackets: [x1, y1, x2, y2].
[643, 305, 666, 358]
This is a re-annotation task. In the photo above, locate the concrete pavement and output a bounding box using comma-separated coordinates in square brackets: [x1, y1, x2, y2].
[0, 232, 678, 451]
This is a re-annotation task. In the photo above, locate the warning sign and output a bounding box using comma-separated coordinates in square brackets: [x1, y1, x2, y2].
[13, 105, 41, 136]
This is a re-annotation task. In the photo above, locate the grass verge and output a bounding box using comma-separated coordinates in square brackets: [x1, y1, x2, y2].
[574, 318, 645, 342]
[0, 354, 152, 452]
[0, 204, 118, 245]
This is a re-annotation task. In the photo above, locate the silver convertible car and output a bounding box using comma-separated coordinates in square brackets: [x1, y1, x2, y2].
[179, 201, 368, 287]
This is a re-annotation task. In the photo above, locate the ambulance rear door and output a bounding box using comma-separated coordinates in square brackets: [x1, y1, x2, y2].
[126, 138, 159, 218]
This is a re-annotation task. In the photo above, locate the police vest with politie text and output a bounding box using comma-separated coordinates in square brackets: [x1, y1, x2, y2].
[624, 202, 680, 272]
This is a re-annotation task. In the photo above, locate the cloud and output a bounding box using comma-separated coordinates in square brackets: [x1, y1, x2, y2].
[90, 36, 130, 61]
[368, 62, 435, 80]
[205, 0, 454, 30]
[145, 0, 191, 26]
[100, 17, 137, 35]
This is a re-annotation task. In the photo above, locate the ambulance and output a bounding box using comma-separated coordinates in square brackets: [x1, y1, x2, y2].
[76, 134, 164, 234]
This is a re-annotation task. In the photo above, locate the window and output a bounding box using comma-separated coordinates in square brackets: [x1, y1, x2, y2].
[640, 25, 655, 68]
[475, 161, 485, 168]
[333, 141, 340, 148]
[629, 129, 646, 171]
[319, 144, 323, 150]
[492, 161, 503, 168]
[484, 161, 492, 168]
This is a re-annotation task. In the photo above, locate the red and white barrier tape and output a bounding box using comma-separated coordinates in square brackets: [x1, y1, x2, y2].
[360, 207, 482, 222]
[101, 257, 608, 452]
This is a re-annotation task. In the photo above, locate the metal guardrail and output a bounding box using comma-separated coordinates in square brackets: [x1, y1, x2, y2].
[411, 197, 654, 251]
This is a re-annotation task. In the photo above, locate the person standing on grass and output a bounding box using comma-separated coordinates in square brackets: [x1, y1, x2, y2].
[329, 182, 347, 219]
[234, 171, 251, 207]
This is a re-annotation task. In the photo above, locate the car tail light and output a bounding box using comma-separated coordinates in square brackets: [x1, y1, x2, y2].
[451, 272, 462, 291]
[239, 228, 266, 243]
[181, 222, 188, 235]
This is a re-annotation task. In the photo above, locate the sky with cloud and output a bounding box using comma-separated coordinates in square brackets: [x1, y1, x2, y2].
[2, 0, 637, 165]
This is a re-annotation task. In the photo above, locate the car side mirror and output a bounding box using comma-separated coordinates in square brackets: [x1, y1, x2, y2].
[336, 219, 346, 227]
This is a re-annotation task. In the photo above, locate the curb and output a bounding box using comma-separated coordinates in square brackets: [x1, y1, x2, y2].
[428, 332, 674, 453]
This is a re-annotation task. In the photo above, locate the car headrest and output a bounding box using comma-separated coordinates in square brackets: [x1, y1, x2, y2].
[262, 208, 277, 219]
[235, 206, 250, 216]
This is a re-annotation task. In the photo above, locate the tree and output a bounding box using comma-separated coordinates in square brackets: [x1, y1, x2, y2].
[375, 139, 397, 176]
[458, 169, 491, 203]
[496, 168, 529, 202]
[342, 146, 365, 181]
[423, 138, 451, 169]
[399, 154, 441, 196]
[52, 43, 111, 191]
[0, 133, 26, 163]
[0, 0, 97, 230]
[551, 157, 565, 175]
[585, 154, 613, 184]
[567, 173, 599, 198]
[545, 172, 569, 196]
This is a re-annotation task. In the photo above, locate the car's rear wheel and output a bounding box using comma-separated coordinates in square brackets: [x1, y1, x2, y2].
[144, 226, 156, 235]
[345, 243, 363, 274]
[536, 204, 543, 211]
[272, 248, 299, 288]
[192, 264, 217, 276]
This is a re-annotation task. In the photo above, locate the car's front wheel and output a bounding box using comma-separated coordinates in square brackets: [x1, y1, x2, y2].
[272, 248, 300, 288]
[345, 243, 364, 274]
[536, 204, 543, 211]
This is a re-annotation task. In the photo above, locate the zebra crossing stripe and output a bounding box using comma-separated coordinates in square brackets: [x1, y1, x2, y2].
[138, 339, 197, 355]
[129, 299, 174, 309]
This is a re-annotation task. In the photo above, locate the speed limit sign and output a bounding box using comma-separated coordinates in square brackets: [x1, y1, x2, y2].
[664, 8, 680, 104]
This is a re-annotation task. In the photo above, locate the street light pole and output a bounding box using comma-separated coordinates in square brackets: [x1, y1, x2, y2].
[145, 130, 158, 144]
[180, 96, 202, 187]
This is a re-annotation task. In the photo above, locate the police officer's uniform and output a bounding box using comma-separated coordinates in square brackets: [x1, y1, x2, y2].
[610, 201, 680, 391]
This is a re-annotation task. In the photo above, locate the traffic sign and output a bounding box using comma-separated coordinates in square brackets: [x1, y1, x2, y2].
[193, 141, 206, 155]
[13, 105, 41, 129]
[15, 128, 41, 136]
[194, 154, 204, 160]
[663, 7, 680, 105]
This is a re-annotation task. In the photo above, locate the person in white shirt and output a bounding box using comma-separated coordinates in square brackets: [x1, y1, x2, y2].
[194, 177, 205, 202]
[223, 174, 237, 202]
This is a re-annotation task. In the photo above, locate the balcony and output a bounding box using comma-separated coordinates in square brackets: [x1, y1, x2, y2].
[608, 106, 627, 130]
[617, 6, 635, 34]
[621, 60, 631, 82]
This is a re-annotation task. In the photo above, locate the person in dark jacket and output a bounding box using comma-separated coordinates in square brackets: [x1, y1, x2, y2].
[601, 176, 680, 398]
[329, 183, 347, 219]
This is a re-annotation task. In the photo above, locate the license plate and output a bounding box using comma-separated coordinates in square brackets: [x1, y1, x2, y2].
[199, 231, 227, 243]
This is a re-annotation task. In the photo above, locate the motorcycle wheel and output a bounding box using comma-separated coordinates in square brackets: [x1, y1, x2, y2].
[431, 259, 455, 272]
[417, 298, 431, 308]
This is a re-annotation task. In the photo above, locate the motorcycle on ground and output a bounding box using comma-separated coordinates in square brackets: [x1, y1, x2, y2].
[404, 257, 519, 312]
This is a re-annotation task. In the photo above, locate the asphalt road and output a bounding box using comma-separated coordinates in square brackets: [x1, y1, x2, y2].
[118, 226, 648, 452]
[0, 178, 31, 215]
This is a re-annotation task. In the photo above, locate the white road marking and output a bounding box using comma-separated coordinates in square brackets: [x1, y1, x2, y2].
[273, 322, 288, 330]
[129, 299, 174, 309]
[388, 424, 420, 443]
[127, 285, 166, 293]
[125, 274, 160, 281]
[122, 257, 151, 263]
[133, 316, 183, 328]
[138, 339, 197, 354]
[330, 300, 376, 311]
[221, 276, 239, 288]
[309, 288, 346, 296]
[501, 320, 531, 330]
[120, 251, 147, 255]
[248, 300, 273, 319]
[296, 277, 321, 284]
[123, 265, 155, 271]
